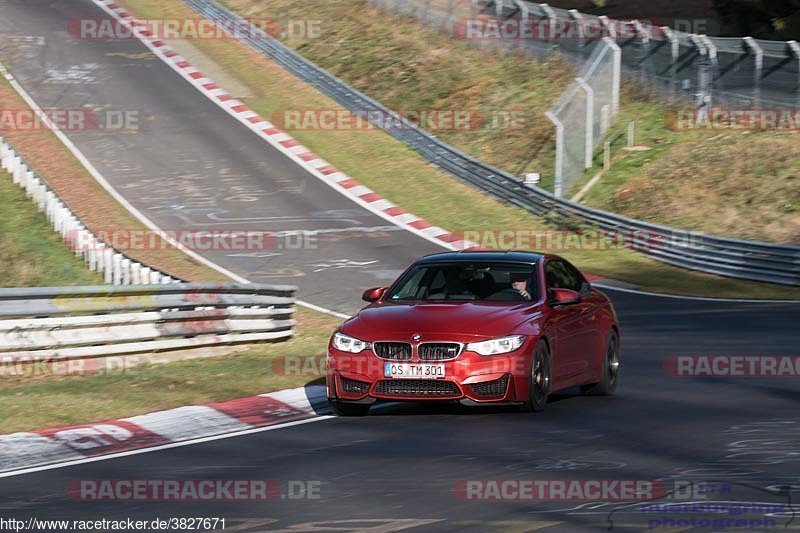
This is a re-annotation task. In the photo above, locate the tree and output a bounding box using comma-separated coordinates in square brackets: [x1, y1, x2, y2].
[713, 0, 800, 39]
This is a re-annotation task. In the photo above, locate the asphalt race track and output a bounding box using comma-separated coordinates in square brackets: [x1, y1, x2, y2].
[0, 291, 798, 531]
[0, 1, 798, 532]
[0, 0, 443, 314]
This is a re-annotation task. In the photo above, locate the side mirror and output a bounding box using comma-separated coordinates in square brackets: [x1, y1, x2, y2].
[362, 287, 387, 303]
[550, 288, 581, 307]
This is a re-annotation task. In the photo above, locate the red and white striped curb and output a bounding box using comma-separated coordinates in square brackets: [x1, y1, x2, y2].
[0, 386, 327, 474]
[90, 0, 474, 252]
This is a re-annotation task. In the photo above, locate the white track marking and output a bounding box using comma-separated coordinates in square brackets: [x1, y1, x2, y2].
[594, 283, 800, 304]
[0, 416, 334, 479]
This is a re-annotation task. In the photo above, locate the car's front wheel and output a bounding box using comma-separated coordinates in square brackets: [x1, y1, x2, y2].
[581, 329, 619, 396]
[521, 340, 551, 412]
[329, 400, 371, 416]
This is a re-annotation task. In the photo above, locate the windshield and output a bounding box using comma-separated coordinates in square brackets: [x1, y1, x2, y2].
[387, 262, 538, 302]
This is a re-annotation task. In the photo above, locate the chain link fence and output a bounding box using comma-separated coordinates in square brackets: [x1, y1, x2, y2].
[546, 37, 620, 197]
[373, 0, 800, 109]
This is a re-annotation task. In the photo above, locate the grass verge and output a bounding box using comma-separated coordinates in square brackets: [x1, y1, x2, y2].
[0, 307, 337, 434]
[0, 78, 228, 283]
[119, 0, 800, 299]
[0, 170, 103, 286]
[0, 67, 339, 433]
[576, 87, 800, 244]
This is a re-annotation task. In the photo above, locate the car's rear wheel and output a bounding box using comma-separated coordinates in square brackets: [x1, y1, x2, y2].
[581, 330, 619, 396]
[329, 400, 371, 416]
[521, 340, 551, 412]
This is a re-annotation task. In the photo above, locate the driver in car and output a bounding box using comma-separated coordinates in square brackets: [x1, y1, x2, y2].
[511, 272, 532, 301]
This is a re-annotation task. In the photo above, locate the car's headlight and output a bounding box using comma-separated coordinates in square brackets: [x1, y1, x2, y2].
[466, 335, 525, 356]
[332, 332, 371, 353]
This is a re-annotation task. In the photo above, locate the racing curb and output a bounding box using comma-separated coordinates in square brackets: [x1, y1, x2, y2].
[90, 0, 474, 252]
[0, 385, 329, 475]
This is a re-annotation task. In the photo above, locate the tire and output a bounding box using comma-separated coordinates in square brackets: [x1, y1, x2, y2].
[521, 340, 551, 413]
[581, 330, 620, 396]
[330, 400, 371, 417]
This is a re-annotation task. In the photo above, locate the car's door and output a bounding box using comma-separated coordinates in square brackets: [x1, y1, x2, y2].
[545, 259, 595, 387]
[560, 259, 604, 378]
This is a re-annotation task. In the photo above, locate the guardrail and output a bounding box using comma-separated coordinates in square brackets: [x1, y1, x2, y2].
[1, 134, 178, 285]
[183, 0, 800, 287]
[0, 284, 296, 364]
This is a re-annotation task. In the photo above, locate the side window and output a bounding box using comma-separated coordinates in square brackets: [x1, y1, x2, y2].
[545, 261, 566, 290]
[545, 260, 582, 292]
[561, 260, 588, 293]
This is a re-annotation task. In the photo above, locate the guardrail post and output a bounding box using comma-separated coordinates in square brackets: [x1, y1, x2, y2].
[131, 263, 142, 285]
[121, 258, 132, 285]
[103, 249, 114, 284]
[112, 253, 123, 285]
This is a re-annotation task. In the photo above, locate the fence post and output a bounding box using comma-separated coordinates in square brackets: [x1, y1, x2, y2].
[604, 37, 622, 117]
[702, 35, 718, 106]
[568, 10, 586, 55]
[545, 111, 564, 197]
[627, 121, 635, 148]
[661, 27, 679, 102]
[422, 0, 432, 24]
[494, 0, 505, 17]
[787, 41, 800, 108]
[691, 34, 713, 110]
[576, 77, 594, 170]
[539, 3, 557, 51]
[633, 20, 652, 85]
[742, 37, 763, 108]
[445, 0, 456, 34]
[599, 16, 617, 41]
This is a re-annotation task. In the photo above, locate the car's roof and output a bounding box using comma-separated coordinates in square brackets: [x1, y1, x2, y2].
[418, 250, 544, 265]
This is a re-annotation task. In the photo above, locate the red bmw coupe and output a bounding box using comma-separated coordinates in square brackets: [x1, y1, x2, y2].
[326, 251, 620, 416]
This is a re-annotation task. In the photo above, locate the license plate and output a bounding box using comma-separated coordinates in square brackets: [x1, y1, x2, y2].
[384, 363, 446, 379]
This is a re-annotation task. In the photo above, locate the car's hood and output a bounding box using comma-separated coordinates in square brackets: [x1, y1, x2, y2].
[342, 301, 542, 341]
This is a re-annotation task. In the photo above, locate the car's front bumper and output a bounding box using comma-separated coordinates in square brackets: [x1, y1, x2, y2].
[326, 347, 531, 404]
